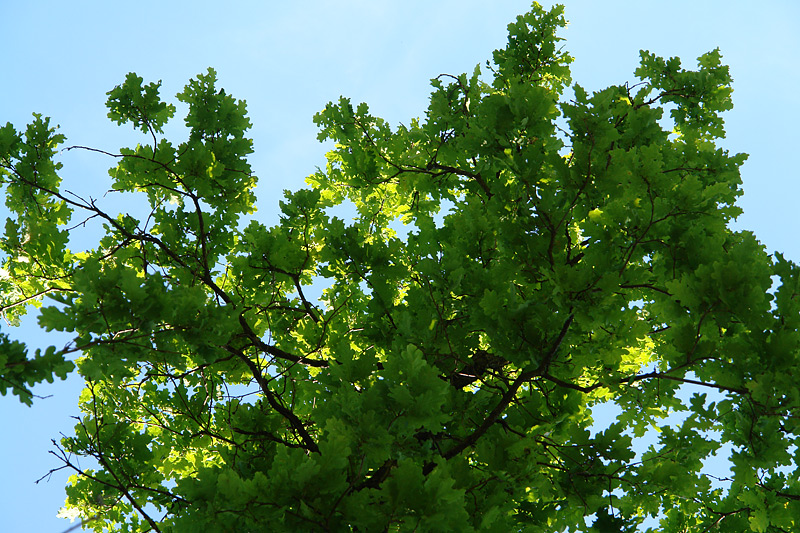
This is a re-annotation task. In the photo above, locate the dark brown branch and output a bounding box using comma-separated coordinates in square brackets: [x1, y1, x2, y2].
[426, 162, 492, 198]
[225, 345, 319, 453]
[0, 286, 70, 314]
[353, 459, 397, 491]
[293, 277, 320, 323]
[444, 314, 574, 460]
[443, 370, 532, 460]
[621, 371, 749, 396]
[619, 283, 672, 296]
[236, 315, 328, 368]
[232, 427, 306, 449]
[536, 314, 575, 374]
[542, 372, 597, 393]
[542, 367, 749, 398]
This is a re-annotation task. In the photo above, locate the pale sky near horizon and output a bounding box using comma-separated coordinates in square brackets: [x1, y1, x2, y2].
[1, 2, 798, 531]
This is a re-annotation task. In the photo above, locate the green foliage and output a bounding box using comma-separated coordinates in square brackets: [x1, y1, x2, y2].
[2, 2, 799, 531]
[107, 73, 176, 135]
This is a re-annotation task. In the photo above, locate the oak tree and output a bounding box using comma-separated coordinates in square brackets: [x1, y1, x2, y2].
[2, 3, 799, 532]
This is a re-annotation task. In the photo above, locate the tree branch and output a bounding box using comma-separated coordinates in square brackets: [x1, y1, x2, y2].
[444, 314, 574, 460]
[225, 345, 320, 453]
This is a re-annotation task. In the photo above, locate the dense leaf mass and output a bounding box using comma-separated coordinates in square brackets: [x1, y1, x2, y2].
[2, 3, 799, 532]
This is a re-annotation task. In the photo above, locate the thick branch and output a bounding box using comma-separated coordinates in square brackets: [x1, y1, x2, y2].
[237, 315, 328, 368]
[443, 369, 532, 460]
[444, 314, 574, 460]
[225, 345, 320, 453]
[426, 162, 492, 198]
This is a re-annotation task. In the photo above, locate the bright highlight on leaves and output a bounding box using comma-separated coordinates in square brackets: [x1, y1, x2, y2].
[1, 3, 798, 532]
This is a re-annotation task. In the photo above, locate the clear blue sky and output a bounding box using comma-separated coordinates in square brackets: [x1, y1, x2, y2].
[1, 1, 798, 531]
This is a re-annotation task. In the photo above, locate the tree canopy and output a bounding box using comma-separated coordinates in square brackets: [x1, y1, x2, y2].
[2, 3, 799, 531]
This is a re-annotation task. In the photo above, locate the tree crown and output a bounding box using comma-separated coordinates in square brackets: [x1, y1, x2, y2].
[2, 3, 798, 532]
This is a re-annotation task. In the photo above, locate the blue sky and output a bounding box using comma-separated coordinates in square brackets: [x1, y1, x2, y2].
[1, 1, 798, 531]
